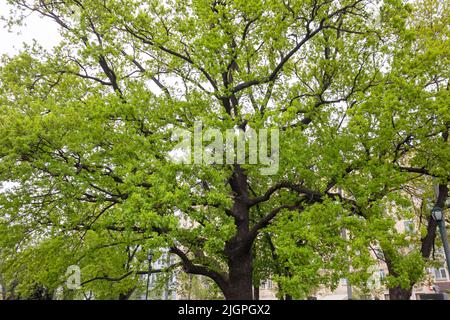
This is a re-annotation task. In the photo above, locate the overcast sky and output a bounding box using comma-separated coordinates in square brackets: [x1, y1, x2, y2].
[0, 2, 61, 191]
[0, 1, 61, 56]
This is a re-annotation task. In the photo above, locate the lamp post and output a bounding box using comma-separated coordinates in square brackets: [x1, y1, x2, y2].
[431, 206, 450, 274]
[145, 251, 153, 300]
[338, 188, 352, 300]
[341, 227, 352, 300]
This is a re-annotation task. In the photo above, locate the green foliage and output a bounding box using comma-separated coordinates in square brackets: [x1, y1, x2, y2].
[0, 0, 448, 300]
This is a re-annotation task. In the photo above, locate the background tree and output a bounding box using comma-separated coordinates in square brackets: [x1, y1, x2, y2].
[355, 0, 450, 299]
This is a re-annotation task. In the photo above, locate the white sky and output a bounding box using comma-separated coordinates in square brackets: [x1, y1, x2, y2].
[0, 1, 166, 94]
[0, 1, 61, 56]
[0, 2, 61, 192]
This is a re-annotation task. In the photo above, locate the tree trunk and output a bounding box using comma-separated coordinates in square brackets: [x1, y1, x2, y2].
[388, 286, 412, 300]
[223, 220, 253, 300]
[222, 166, 254, 300]
[254, 286, 259, 300]
[118, 287, 135, 300]
[223, 250, 253, 300]
[384, 251, 414, 300]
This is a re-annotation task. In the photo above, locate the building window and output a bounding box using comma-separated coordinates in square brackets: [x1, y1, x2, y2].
[260, 280, 273, 290]
[434, 268, 448, 281]
[379, 269, 386, 281]
[260, 281, 266, 289]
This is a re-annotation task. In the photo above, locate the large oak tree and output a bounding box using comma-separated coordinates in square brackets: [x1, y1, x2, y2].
[0, 0, 447, 300]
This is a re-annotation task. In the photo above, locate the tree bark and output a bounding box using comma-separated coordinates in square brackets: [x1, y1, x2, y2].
[253, 286, 260, 300]
[222, 207, 254, 300]
[222, 166, 254, 300]
[223, 250, 253, 300]
[388, 286, 412, 300]
[118, 287, 135, 300]
[384, 251, 414, 300]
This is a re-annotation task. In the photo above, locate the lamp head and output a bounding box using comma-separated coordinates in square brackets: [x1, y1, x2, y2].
[431, 206, 443, 222]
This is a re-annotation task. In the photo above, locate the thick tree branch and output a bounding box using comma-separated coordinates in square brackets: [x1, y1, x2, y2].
[249, 203, 303, 243]
[80, 263, 181, 286]
[169, 246, 228, 293]
[248, 182, 322, 207]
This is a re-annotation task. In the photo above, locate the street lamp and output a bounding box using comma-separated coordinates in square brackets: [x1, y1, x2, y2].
[145, 251, 153, 300]
[431, 206, 450, 275]
[431, 206, 443, 221]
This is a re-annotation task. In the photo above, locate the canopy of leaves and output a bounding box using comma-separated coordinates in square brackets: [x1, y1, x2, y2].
[0, 0, 448, 299]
